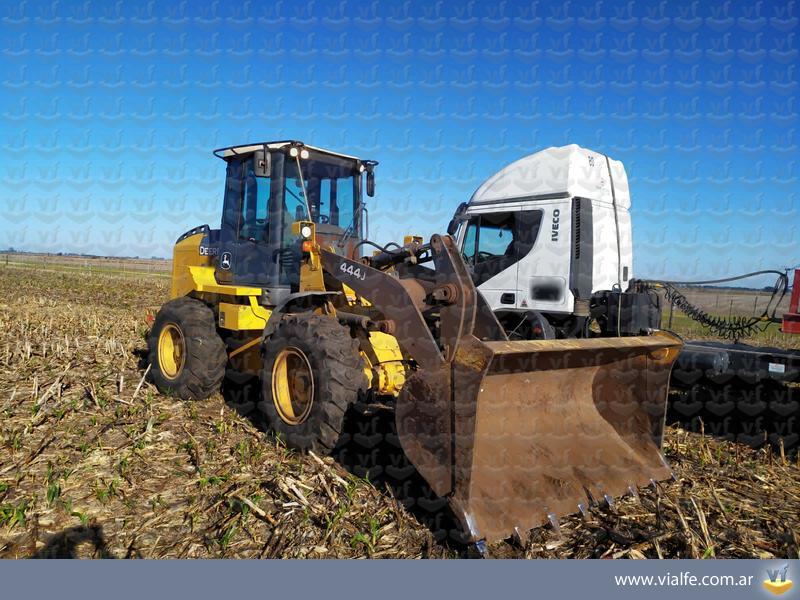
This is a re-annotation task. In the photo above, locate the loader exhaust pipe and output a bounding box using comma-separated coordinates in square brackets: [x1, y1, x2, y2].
[321, 235, 682, 543]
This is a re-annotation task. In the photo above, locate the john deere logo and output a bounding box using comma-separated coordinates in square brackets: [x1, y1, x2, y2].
[220, 252, 232, 270]
[764, 565, 793, 596]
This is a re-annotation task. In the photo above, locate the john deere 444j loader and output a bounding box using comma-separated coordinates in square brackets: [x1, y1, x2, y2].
[148, 140, 682, 544]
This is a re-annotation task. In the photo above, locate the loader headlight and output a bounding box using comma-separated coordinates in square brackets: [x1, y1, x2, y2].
[300, 225, 313, 239]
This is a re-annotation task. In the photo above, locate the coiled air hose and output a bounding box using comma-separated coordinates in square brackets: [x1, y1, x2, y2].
[639, 270, 789, 340]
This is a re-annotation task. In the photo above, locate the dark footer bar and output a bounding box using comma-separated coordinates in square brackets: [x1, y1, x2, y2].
[1, 558, 797, 600]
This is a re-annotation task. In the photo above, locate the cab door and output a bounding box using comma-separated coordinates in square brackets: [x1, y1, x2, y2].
[460, 210, 542, 310]
[514, 201, 573, 313]
[216, 156, 280, 287]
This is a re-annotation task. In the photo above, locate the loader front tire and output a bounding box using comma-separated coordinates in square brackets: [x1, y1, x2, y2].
[259, 314, 367, 454]
[148, 297, 227, 400]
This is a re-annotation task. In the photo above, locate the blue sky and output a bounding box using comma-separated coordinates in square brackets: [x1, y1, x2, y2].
[1, 0, 797, 283]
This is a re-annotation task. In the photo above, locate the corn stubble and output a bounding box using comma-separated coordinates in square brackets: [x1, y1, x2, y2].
[0, 267, 797, 559]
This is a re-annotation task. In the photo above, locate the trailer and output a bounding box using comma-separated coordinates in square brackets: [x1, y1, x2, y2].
[669, 270, 800, 453]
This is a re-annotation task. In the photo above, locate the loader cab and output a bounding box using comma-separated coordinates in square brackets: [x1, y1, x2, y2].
[213, 141, 374, 302]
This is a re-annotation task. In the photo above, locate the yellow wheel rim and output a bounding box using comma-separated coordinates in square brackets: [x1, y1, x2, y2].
[271, 347, 314, 425]
[158, 323, 185, 380]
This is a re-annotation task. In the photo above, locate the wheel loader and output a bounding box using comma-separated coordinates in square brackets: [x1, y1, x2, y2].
[148, 140, 683, 544]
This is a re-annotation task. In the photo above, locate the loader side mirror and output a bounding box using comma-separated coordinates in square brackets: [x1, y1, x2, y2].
[366, 170, 375, 197]
[254, 149, 271, 177]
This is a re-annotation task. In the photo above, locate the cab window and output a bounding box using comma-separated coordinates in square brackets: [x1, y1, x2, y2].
[238, 157, 271, 242]
[283, 160, 310, 230]
[315, 177, 355, 227]
[290, 154, 358, 229]
[463, 213, 515, 263]
[463, 210, 543, 263]
[462, 210, 544, 286]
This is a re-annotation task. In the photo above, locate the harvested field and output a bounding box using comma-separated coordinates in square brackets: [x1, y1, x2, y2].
[0, 267, 798, 559]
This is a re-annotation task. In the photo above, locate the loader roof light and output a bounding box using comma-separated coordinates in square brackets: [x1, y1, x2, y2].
[289, 147, 299, 157]
[213, 141, 364, 162]
[300, 225, 313, 239]
[299, 149, 309, 159]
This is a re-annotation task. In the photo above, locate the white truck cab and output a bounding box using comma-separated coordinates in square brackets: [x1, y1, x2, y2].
[450, 145, 654, 338]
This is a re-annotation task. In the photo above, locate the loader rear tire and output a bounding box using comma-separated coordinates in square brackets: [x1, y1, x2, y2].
[259, 314, 367, 454]
[148, 297, 227, 400]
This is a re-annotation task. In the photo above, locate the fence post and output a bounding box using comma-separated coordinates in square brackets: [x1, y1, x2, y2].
[668, 296, 674, 329]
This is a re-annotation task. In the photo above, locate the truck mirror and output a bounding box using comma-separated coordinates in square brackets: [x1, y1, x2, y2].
[447, 202, 467, 236]
[254, 149, 271, 177]
[366, 171, 375, 197]
[447, 218, 459, 236]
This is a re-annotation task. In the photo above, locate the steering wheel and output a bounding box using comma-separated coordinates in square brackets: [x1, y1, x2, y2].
[476, 251, 494, 262]
[317, 214, 329, 224]
[272, 247, 294, 263]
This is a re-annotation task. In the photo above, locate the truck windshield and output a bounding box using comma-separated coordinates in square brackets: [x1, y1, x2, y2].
[284, 153, 358, 229]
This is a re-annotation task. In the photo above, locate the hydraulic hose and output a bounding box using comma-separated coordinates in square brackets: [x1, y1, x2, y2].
[639, 270, 789, 340]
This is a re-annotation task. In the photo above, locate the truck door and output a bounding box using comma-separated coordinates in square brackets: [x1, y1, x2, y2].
[461, 210, 544, 309]
[514, 200, 578, 314]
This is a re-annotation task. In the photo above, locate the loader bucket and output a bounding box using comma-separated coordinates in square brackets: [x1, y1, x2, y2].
[396, 332, 682, 543]
[320, 236, 682, 544]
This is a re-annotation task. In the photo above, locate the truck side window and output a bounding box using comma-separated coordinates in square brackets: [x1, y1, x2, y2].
[463, 210, 544, 286]
[513, 210, 543, 257]
[463, 221, 479, 262]
[477, 214, 514, 258]
[463, 213, 515, 264]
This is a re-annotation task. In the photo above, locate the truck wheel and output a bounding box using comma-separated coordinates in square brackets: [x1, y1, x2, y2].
[528, 311, 555, 339]
[148, 297, 227, 400]
[259, 314, 367, 454]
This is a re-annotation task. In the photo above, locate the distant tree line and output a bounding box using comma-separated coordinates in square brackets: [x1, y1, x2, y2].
[2, 248, 167, 261]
